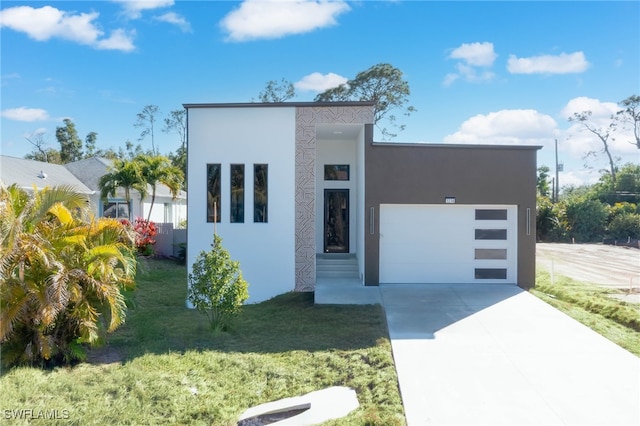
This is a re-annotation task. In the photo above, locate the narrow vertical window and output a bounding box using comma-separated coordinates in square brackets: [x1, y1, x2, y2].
[254, 164, 268, 223]
[206, 163, 221, 223]
[230, 164, 244, 223]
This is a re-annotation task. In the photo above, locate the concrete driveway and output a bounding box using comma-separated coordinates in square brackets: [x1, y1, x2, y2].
[381, 283, 640, 426]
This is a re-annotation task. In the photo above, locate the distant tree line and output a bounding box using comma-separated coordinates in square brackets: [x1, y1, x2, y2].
[537, 95, 640, 244]
[24, 106, 187, 189]
[537, 163, 640, 243]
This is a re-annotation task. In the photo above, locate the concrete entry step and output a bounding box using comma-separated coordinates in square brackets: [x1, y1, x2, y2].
[316, 254, 359, 279]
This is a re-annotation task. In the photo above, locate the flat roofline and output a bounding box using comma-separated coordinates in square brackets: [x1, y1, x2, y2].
[183, 101, 376, 109]
[371, 142, 543, 151]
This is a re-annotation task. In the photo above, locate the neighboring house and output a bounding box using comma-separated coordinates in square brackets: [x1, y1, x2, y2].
[0, 155, 187, 228]
[184, 102, 541, 303]
[65, 157, 187, 228]
[0, 155, 94, 195]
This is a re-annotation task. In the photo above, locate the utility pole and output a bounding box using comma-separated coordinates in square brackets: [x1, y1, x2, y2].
[554, 138, 560, 202]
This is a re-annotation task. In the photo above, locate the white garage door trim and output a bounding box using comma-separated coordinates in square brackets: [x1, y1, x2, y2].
[379, 204, 517, 284]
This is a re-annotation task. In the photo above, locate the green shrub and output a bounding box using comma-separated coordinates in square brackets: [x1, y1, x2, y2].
[607, 213, 640, 239]
[563, 197, 609, 242]
[0, 185, 137, 368]
[187, 234, 249, 331]
[536, 196, 568, 242]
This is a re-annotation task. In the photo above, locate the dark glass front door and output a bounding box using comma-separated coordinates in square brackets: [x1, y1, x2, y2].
[324, 189, 349, 253]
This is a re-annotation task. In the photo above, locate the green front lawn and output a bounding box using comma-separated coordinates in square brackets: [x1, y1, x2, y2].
[531, 270, 640, 356]
[1, 259, 405, 425]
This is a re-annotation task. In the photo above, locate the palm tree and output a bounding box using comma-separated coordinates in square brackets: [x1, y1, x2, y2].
[135, 154, 184, 223]
[0, 184, 137, 367]
[98, 159, 148, 219]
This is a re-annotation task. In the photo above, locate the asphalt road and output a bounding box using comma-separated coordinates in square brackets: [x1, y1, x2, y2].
[536, 243, 640, 303]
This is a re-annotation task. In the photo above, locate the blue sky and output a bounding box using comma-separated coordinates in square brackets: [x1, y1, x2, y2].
[1, 0, 638, 188]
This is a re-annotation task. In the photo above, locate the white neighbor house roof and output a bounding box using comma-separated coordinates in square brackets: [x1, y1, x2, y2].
[0, 155, 94, 194]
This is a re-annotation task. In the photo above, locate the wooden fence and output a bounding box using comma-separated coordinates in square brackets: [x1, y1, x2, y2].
[154, 223, 187, 258]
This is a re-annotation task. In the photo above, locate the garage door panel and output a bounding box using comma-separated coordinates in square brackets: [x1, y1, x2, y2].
[380, 261, 476, 283]
[382, 222, 469, 243]
[380, 204, 517, 284]
[381, 243, 473, 264]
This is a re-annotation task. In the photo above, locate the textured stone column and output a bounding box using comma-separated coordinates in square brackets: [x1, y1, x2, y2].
[294, 105, 374, 291]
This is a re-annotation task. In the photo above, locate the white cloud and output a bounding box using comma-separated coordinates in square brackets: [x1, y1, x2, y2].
[95, 28, 136, 51]
[453, 63, 495, 84]
[155, 12, 192, 32]
[2, 107, 50, 122]
[295, 72, 348, 92]
[0, 5, 135, 52]
[442, 73, 458, 87]
[560, 96, 619, 120]
[560, 169, 601, 187]
[444, 109, 557, 146]
[444, 42, 497, 86]
[449, 42, 497, 67]
[1, 73, 21, 87]
[220, 0, 351, 42]
[443, 101, 637, 189]
[114, 0, 174, 19]
[559, 97, 636, 158]
[507, 52, 589, 74]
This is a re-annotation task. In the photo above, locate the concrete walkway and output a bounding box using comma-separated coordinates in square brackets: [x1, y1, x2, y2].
[316, 281, 640, 425]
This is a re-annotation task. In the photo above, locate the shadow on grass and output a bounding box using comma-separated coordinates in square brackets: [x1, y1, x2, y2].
[90, 259, 389, 363]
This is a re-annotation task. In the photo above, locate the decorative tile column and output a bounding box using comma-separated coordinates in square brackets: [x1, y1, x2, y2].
[294, 105, 374, 291]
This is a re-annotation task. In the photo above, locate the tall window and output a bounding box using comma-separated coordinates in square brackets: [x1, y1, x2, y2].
[230, 164, 244, 223]
[207, 163, 221, 222]
[254, 164, 268, 223]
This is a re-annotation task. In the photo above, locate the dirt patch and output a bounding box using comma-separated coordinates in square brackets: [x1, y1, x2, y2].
[86, 345, 123, 365]
[536, 243, 640, 294]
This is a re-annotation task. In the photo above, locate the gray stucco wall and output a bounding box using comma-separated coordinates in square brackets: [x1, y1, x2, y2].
[364, 124, 541, 289]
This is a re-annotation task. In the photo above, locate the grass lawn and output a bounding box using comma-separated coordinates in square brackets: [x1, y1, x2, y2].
[532, 270, 640, 357]
[1, 259, 406, 425]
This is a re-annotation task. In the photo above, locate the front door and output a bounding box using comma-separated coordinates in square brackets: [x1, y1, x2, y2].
[324, 189, 349, 253]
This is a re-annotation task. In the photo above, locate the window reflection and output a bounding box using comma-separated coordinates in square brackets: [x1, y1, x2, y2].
[231, 164, 244, 223]
[207, 163, 221, 222]
[254, 164, 268, 223]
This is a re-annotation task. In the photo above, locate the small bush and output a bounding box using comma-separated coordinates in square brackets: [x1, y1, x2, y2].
[607, 213, 640, 239]
[187, 234, 249, 330]
[563, 198, 609, 242]
[122, 218, 157, 254]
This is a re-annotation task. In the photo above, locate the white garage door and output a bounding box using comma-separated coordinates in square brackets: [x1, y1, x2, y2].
[379, 204, 517, 284]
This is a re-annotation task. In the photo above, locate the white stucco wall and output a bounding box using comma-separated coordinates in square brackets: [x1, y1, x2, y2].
[315, 138, 358, 254]
[187, 106, 296, 303]
[142, 197, 186, 227]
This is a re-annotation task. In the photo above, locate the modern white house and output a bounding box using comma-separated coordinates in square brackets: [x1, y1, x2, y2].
[184, 102, 541, 303]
